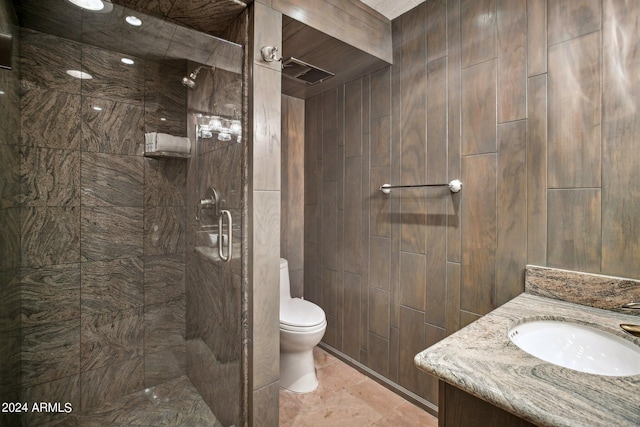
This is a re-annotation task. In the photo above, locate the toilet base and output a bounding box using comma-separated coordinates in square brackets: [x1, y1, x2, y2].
[279, 348, 318, 393]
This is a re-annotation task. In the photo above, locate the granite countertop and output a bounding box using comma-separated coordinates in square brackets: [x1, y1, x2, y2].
[415, 292, 640, 427]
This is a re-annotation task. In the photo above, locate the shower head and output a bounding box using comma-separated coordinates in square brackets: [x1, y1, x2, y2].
[181, 65, 212, 90]
[182, 75, 197, 89]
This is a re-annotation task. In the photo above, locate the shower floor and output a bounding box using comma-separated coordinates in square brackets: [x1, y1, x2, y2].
[49, 376, 221, 426]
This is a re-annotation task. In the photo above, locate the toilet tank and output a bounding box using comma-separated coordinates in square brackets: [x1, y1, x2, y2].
[280, 258, 291, 300]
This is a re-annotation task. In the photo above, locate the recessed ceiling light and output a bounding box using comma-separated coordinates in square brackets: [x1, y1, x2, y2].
[66, 69, 93, 79]
[121, 58, 134, 65]
[65, 0, 113, 13]
[125, 15, 142, 26]
[67, 0, 104, 10]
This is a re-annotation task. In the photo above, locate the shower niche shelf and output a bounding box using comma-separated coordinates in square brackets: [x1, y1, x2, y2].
[144, 151, 191, 159]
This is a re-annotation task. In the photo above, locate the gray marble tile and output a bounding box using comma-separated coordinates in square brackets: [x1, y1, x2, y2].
[21, 319, 81, 388]
[109, 0, 174, 19]
[185, 255, 217, 341]
[81, 257, 143, 315]
[21, 146, 80, 207]
[144, 59, 187, 116]
[69, 375, 219, 426]
[144, 347, 186, 388]
[0, 143, 21, 209]
[525, 265, 640, 315]
[20, 86, 82, 150]
[81, 152, 144, 207]
[0, 208, 20, 270]
[165, 25, 215, 65]
[80, 206, 143, 261]
[82, 96, 144, 155]
[0, 328, 20, 391]
[21, 207, 81, 267]
[21, 263, 81, 326]
[197, 143, 243, 209]
[81, 45, 144, 105]
[143, 157, 186, 207]
[186, 338, 241, 426]
[80, 356, 144, 411]
[17, 1, 83, 45]
[145, 297, 186, 353]
[21, 374, 81, 427]
[144, 107, 188, 137]
[81, 307, 144, 371]
[20, 28, 82, 94]
[143, 206, 185, 255]
[144, 254, 185, 306]
[0, 269, 20, 333]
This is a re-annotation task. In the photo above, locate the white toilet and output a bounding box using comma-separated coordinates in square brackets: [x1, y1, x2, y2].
[279, 258, 327, 393]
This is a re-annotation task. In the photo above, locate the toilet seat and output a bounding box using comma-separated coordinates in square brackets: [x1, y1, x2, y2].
[280, 298, 326, 331]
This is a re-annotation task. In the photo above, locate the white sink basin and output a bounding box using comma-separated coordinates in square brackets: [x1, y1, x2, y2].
[508, 320, 640, 377]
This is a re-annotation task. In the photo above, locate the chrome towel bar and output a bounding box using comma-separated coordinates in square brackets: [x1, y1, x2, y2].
[379, 179, 462, 194]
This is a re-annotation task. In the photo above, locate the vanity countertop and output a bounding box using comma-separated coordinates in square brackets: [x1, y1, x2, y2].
[415, 293, 640, 427]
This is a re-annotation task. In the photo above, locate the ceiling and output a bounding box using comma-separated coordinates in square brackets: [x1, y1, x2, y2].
[15, 0, 419, 96]
[359, 0, 425, 20]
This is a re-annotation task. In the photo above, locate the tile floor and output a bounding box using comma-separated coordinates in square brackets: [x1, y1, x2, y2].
[279, 347, 439, 427]
[31, 376, 221, 427]
[30, 348, 437, 426]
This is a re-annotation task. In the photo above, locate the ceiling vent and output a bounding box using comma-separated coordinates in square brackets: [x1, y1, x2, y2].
[281, 57, 334, 85]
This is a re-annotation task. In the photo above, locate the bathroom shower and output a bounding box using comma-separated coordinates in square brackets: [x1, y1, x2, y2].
[8, 0, 246, 425]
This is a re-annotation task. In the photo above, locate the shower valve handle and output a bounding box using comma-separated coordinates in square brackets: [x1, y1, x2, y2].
[196, 186, 220, 221]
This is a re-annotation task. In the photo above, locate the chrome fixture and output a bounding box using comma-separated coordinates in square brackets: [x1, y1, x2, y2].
[218, 209, 233, 262]
[379, 179, 462, 194]
[182, 65, 215, 89]
[196, 111, 242, 143]
[620, 324, 640, 338]
[196, 186, 220, 221]
[182, 66, 203, 89]
[622, 302, 640, 309]
[261, 46, 281, 62]
[196, 186, 233, 262]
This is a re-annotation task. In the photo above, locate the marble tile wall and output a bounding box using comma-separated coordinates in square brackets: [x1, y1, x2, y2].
[0, 1, 21, 426]
[184, 59, 244, 426]
[302, 0, 640, 411]
[18, 27, 188, 424]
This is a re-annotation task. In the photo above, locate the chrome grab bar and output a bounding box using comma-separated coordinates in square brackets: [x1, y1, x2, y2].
[379, 179, 462, 194]
[218, 209, 232, 262]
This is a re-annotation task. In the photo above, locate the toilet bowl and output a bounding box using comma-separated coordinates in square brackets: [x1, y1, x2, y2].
[279, 258, 326, 393]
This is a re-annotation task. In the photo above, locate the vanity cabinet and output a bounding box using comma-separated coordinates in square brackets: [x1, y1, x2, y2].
[439, 382, 536, 427]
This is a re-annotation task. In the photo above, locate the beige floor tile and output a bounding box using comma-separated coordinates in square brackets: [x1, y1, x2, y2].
[280, 347, 439, 427]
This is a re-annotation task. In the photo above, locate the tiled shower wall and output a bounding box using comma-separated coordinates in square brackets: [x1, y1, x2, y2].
[0, 1, 21, 425]
[185, 64, 244, 427]
[303, 0, 640, 409]
[18, 27, 187, 421]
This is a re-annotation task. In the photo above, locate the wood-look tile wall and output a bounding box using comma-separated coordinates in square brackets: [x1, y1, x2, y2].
[301, 0, 640, 409]
[281, 95, 305, 297]
[250, 2, 282, 426]
[0, 2, 22, 425]
[17, 28, 188, 423]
